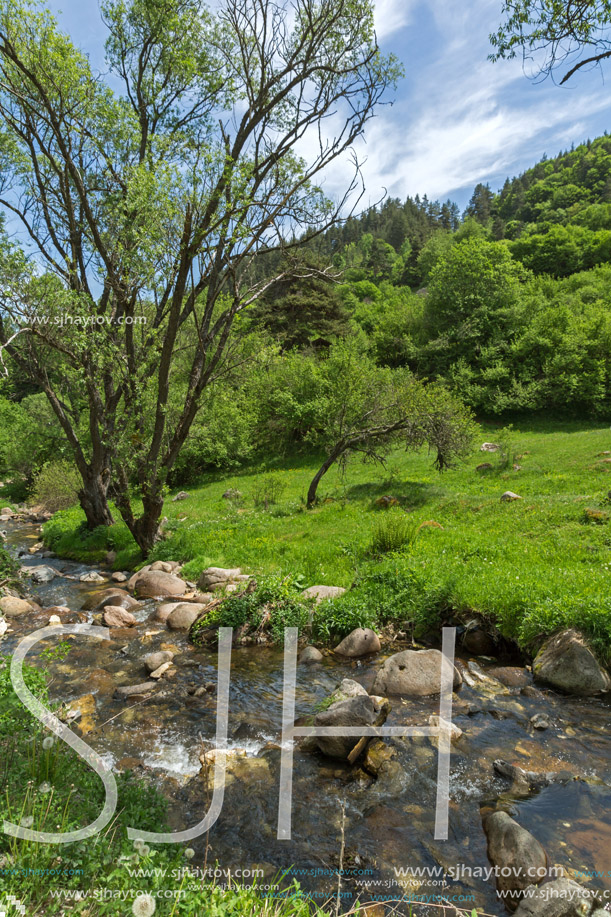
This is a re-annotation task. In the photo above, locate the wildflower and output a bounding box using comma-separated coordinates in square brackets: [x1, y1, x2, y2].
[20, 816, 34, 828]
[132, 893, 156, 917]
[42, 736, 55, 750]
[38, 782, 52, 794]
[184, 848, 195, 859]
[133, 838, 144, 850]
[139, 844, 151, 858]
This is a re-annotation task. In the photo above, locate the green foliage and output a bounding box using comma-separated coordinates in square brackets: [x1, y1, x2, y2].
[191, 575, 310, 645]
[0, 541, 19, 585]
[30, 459, 81, 512]
[369, 511, 419, 554]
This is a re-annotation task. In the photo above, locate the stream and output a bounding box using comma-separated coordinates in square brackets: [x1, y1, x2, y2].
[2, 519, 611, 915]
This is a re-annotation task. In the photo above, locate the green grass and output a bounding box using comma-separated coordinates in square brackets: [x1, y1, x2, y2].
[41, 419, 611, 661]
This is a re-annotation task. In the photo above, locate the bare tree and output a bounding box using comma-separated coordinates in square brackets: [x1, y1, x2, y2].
[0, 0, 401, 549]
[491, 0, 611, 84]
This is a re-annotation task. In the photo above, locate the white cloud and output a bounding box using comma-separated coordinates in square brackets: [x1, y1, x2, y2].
[373, 0, 415, 40]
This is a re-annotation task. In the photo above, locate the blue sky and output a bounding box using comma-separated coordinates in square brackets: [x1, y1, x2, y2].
[48, 0, 611, 210]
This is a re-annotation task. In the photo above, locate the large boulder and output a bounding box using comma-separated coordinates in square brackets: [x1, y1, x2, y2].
[314, 694, 390, 760]
[166, 603, 206, 631]
[29, 565, 57, 584]
[300, 585, 346, 604]
[514, 878, 596, 917]
[0, 596, 35, 618]
[102, 606, 137, 628]
[372, 649, 462, 696]
[134, 571, 187, 599]
[533, 629, 611, 696]
[484, 811, 548, 905]
[334, 627, 381, 657]
[197, 567, 243, 590]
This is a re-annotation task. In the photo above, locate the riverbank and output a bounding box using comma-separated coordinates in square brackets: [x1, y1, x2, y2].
[26, 419, 611, 663]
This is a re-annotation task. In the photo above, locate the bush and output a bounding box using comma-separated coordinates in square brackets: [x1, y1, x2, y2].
[191, 574, 310, 645]
[30, 460, 81, 512]
[252, 473, 287, 508]
[370, 511, 418, 554]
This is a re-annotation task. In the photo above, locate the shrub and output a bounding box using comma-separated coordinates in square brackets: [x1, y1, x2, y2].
[252, 473, 287, 508]
[30, 460, 81, 512]
[370, 511, 419, 554]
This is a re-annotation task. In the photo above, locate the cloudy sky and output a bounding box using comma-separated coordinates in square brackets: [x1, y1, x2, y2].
[48, 0, 611, 209]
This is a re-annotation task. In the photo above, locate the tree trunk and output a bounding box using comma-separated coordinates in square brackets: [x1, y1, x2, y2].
[307, 447, 344, 508]
[78, 467, 114, 529]
[121, 491, 165, 555]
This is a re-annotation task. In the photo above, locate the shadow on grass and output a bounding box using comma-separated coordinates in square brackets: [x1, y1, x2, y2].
[343, 479, 442, 508]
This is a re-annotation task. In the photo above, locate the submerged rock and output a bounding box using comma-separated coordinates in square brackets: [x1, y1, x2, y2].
[514, 878, 596, 917]
[533, 630, 611, 696]
[484, 811, 548, 906]
[299, 645, 323, 664]
[144, 650, 175, 674]
[334, 628, 381, 657]
[29, 565, 57, 584]
[372, 649, 462, 697]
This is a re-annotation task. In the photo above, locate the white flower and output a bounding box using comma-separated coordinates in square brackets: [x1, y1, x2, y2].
[133, 838, 144, 850]
[139, 845, 151, 858]
[38, 782, 52, 794]
[42, 736, 55, 750]
[132, 893, 156, 917]
[20, 816, 34, 828]
[184, 847, 195, 859]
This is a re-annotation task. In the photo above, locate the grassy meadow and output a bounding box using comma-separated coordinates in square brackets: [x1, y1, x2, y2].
[38, 418, 611, 661]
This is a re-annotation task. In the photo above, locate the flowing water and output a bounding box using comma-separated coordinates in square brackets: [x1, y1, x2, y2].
[2, 520, 611, 914]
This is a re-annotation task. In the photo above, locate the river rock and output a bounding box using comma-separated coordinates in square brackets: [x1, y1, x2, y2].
[79, 571, 106, 583]
[149, 560, 176, 573]
[314, 694, 390, 760]
[94, 591, 139, 613]
[114, 682, 157, 698]
[484, 811, 548, 904]
[166, 603, 204, 630]
[300, 645, 323, 664]
[501, 491, 522, 502]
[111, 572, 127, 583]
[533, 629, 611, 696]
[301, 584, 346, 604]
[0, 596, 34, 617]
[29, 565, 57, 584]
[372, 649, 462, 696]
[81, 588, 127, 611]
[0, 506, 13, 515]
[197, 567, 245, 590]
[334, 628, 381, 657]
[489, 666, 531, 688]
[153, 602, 182, 623]
[330, 678, 368, 702]
[134, 571, 187, 599]
[102, 606, 137, 628]
[513, 878, 595, 917]
[144, 650, 175, 674]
